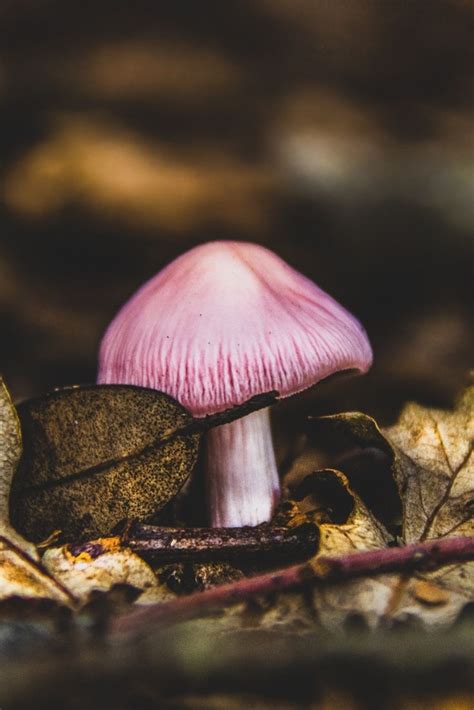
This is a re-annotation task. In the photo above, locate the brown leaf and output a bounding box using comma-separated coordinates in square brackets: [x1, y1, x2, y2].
[0, 376, 40, 560]
[295, 469, 394, 629]
[10, 385, 200, 542]
[297, 410, 402, 534]
[296, 387, 474, 627]
[42, 537, 173, 606]
[0, 377, 73, 606]
[0, 377, 21, 521]
[383, 387, 474, 624]
[200, 471, 395, 634]
[0, 543, 72, 605]
[386, 386, 473, 546]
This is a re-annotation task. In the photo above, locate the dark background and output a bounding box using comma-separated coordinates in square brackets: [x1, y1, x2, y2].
[0, 0, 472, 423]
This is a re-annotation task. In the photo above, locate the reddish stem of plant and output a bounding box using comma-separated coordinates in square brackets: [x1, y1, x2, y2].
[112, 536, 474, 639]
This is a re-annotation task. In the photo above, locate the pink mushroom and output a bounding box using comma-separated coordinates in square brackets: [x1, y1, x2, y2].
[98, 241, 372, 527]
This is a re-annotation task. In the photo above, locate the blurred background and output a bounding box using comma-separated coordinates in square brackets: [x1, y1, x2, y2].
[0, 0, 472, 423]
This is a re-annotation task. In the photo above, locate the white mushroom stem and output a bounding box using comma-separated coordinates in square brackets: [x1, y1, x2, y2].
[205, 407, 280, 527]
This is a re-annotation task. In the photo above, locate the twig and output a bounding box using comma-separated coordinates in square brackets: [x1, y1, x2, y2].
[129, 522, 317, 562]
[67, 522, 318, 563]
[111, 535, 474, 639]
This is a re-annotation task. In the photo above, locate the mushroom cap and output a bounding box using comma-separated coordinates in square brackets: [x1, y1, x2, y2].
[98, 241, 373, 416]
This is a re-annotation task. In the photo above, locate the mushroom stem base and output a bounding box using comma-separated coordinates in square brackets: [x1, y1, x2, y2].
[205, 407, 280, 528]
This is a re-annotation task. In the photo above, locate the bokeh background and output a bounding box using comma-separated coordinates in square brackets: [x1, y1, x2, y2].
[1, 0, 473, 423]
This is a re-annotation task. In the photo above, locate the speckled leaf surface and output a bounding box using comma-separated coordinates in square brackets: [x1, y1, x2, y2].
[0, 378, 40, 557]
[0, 377, 21, 520]
[0, 377, 69, 603]
[10, 385, 200, 542]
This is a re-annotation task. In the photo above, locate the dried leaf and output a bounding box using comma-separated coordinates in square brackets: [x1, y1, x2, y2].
[0, 378, 21, 521]
[0, 377, 40, 560]
[387, 386, 473, 546]
[191, 391, 473, 635]
[298, 387, 474, 627]
[383, 387, 474, 625]
[411, 579, 450, 606]
[296, 469, 394, 629]
[299, 411, 401, 534]
[198, 471, 395, 634]
[0, 544, 72, 605]
[10, 385, 200, 542]
[42, 537, 173, 605]
[0, 377, 75, 606]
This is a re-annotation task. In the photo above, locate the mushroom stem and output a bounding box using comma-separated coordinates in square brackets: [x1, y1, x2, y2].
[205, 407, 280, 527]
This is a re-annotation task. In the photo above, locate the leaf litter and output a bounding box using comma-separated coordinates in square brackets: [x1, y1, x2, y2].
[0, 378, 472, 633]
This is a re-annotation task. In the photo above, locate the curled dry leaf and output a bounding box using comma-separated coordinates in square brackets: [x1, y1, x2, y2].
[42, 538, 245, 607]
[0, 377, 71, 605]
[257, 469, 395, 631]
[42, 537, 174, 606]
[182, 389, 473, 635]
[0, 377, 39, 560]
[384, 386, 474, 625]
[386, 387, 473, 546]
[117, 390, 473, 638]
[295, 470, 394, 628]
[181, 470, 396, 634]
[301, 386, 474, 627]
[10, 385, 201, 542]
[0, 544, 72, 606]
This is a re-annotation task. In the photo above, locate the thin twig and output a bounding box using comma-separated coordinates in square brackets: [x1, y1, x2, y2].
[112, 535, 474, 639]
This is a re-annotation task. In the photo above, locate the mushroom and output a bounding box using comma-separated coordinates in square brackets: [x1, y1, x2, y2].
[98, 241, 372, 527]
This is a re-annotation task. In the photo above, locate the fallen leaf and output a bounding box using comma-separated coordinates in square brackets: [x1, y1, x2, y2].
[298, 410, 402, 534]
[295, 469, 394, 629]
[10, 385, 200, 542]
[0, 377, 72, 605]
[386, 386, 473, 547]
[42, 537, 173, 605]
[184, 389, 472, 635]
[192, 470, 395, 634]
[384, 386, 474, 624]
[0, 544, 72, 605]
[0, 377, 39, 560]
[298, 386, 474, 627]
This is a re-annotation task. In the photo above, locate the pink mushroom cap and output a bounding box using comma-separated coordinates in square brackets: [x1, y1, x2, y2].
[98, 241, 373, 414]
